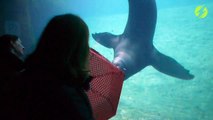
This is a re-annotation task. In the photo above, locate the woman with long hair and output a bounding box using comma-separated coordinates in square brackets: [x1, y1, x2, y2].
[5, 14, 94, 120]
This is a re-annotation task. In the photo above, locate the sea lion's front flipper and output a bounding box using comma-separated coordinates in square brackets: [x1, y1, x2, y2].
[92, 32, 119, 48]
[151, 48, 194, 80]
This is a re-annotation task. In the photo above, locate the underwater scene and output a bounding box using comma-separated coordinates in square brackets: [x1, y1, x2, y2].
[89, 1, 213, 120]
[1, 0, 213, 119]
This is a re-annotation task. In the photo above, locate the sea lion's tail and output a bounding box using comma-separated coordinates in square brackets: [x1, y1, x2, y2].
[151, 48, 194, 80]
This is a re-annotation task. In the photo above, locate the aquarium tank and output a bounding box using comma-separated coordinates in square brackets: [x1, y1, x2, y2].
[0, 0, 212, 119]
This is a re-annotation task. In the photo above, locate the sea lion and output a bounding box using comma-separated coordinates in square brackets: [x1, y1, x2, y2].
[92, 0, 194, 80]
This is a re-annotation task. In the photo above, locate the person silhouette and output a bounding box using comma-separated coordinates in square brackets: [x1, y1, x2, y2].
[0, 34, 24, 90]
[3, 14, 94, 120]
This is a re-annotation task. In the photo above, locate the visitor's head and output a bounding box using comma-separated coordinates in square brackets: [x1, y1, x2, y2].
[0, 34, 24, 57]
[27, 13, 90, 81]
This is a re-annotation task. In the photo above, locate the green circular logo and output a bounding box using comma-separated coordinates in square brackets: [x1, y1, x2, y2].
[195, 5, 208, 19]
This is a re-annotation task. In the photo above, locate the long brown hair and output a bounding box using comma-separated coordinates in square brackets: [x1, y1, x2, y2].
[25, 14, 90, 84]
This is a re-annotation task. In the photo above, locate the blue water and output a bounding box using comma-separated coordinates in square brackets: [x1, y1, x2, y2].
[89, 2, 213, 120]
[30, 0, 213, 119]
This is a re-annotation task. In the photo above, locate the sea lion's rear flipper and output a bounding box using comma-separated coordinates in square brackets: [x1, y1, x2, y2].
[92, 32, 119, 48]
[151, 48, 194, 80]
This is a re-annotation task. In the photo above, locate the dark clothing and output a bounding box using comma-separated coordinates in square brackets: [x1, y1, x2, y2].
[0, 52, 24, 92]
[0, 52, 23, 73]
[3, 67, 94, 120]
[0, 52, 24, 120]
